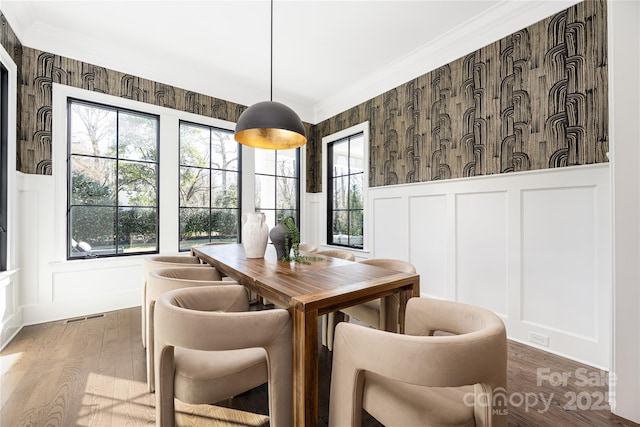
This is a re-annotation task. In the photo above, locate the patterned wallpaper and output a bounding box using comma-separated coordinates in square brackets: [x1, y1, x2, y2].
[16, 47, 259, 174]
[1, 1, 608, 190]
[306, 0, 608, 192]
[1, 12, 310, 175]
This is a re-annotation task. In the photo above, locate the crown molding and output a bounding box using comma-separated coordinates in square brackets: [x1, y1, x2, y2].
[0, 0, 37, 41]
[312, 0, 582, 124]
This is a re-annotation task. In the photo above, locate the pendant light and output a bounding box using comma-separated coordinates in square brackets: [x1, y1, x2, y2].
[234, 0, 307, 149]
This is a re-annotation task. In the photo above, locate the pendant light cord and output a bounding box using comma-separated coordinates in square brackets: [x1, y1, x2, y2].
[270, 0, 273, 102]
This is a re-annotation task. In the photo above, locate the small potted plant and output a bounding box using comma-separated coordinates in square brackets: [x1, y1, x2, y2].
[282, 216, 300, 261]
[270, 216, 319, 264]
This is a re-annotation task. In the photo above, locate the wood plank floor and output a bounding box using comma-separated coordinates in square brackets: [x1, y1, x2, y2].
[1, 306, 638, 427]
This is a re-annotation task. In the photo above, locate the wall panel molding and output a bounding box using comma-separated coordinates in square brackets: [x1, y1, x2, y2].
[367, 163, 610, 369]
[456, 191, 509, 317]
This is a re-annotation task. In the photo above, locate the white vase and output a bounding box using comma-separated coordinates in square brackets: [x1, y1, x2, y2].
[241, 212, 269, 258]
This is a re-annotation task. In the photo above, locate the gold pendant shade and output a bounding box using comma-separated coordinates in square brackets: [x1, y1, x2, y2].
[234, 101, 307, 150]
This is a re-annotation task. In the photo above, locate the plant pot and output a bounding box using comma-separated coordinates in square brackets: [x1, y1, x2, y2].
[270, 221, 291, 260]
[241, 212, 269, 258]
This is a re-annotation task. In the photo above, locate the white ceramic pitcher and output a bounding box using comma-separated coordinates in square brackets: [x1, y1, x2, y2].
[241, 212, 269, 258]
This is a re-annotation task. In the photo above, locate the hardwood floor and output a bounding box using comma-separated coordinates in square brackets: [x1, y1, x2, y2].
[1, 306, 638, 427]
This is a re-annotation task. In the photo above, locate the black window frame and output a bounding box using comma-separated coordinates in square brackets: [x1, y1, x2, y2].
[66, 98, 161, 260]
[254, 148, 301, 229]
[327, 132, 365, 250]
[0, 63, 8, 271]
[178, 120, 242, 251]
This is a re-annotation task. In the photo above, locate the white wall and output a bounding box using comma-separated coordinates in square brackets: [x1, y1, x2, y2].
[609, 0, 640, 422]
[19, 170, 143, 323]
[366, 164, 611, 369]
[303, 164, 611, 368]
[0, 43, 21, 350]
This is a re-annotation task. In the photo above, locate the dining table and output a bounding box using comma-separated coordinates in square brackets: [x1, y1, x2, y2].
[191, 243, 421, 427]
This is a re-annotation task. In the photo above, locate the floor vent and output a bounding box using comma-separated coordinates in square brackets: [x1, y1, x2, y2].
[64, 313, 105, 324]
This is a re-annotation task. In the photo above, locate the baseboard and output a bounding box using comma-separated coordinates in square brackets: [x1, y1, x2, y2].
[1, 306, 24, 352]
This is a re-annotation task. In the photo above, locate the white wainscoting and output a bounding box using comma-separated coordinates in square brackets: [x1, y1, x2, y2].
[0, 270, 22, 350]
[367, 164, 611, 369]
[17, 163, 611, 369]
[18, 173, 143, 326]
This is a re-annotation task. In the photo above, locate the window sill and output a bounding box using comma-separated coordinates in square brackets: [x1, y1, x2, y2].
[0, 269, 20, 282]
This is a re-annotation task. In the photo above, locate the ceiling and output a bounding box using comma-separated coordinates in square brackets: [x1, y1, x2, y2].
[0, 0, 580, 123]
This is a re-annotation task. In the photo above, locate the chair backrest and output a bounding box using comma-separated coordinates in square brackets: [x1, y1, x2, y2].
[407, 298, 507, 422]
[157, 285, 292, 352]
[358, 258, 416, 274]
[152, 266, 222, 281]
[147, 254, 202, 264]
[141, 254, 212, 348]
[298, 243, 318, 253]
[315, 249, 355, 261]
[147, 266, 224, 300]
[143, 254, 207, 284]
[158, 284, 250, 317]
[329, 297, 507, 427]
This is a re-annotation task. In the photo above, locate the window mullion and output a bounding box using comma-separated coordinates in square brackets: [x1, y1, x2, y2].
[274, 151, 279, 219]
[114, 110, 120, 253]
[209, 129, 213, 241]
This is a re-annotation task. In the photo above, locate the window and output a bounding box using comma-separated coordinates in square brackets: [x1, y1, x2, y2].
[179, 122, 240, 251]
[327, 131, 365, 249]
[254, 148, 300, 228]
[0, 63, 7, 271]
[67, 99, 159, 259]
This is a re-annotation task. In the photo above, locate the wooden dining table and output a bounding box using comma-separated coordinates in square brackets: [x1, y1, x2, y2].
[191, 243, 420, 427]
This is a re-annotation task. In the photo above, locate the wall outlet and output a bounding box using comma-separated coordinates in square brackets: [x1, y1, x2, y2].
[529, 331, 549, 347]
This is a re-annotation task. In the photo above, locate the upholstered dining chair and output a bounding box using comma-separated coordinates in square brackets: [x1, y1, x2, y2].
[314, 249, 356, 347]
[329, 297, 507, 427]
[141, 254, 209, 348]
[298, 242, 318, 253]
[145, 266, 229, 392]
[326, 258, 416, 350]
[315, 249, 356, 261]
[154, 285, 292, 427]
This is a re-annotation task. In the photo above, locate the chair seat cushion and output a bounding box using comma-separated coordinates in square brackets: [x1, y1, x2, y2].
[174, 347, 268, 404]
[362, 371, 475, 427]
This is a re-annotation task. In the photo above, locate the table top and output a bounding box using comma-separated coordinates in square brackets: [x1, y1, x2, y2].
[191, 243, 420, 315]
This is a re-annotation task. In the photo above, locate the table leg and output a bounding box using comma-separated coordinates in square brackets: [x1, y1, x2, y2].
[398, 280, 421, 334]
[292, 307, 319, 427]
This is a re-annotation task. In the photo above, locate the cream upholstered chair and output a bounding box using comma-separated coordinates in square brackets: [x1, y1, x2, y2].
[329, 297, 507, 427]
[141, 254, 209, 348]
[326, 258, 416, 350]
[314, 249, 356, 347]
[315, 249, 356, 261]
[146, 266, 229, 392]
[154, 285, 292, 427]
[298, 242, 318, 253]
